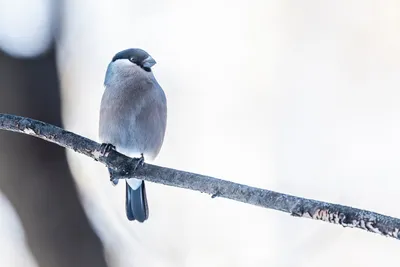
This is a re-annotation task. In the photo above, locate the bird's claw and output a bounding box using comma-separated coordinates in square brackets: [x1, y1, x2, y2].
[110, 177, 119, 186]
[100, 143, 115, 155]
[108, 168, 119, 186]
[133, 153, 145, 171]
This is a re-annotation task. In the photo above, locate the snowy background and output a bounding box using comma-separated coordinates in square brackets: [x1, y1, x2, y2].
[1, 0, 400, 266]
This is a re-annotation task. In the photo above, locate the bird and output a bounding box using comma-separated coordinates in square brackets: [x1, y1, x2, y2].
[98, 48, 167, 222]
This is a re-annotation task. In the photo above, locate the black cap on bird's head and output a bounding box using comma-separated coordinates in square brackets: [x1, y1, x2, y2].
[112, 48, 156, 72]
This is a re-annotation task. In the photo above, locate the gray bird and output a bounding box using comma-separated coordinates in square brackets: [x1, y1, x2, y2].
[99, 48, 167, 222]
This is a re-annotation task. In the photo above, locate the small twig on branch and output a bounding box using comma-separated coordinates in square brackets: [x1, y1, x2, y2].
[0, 113, 399, 240]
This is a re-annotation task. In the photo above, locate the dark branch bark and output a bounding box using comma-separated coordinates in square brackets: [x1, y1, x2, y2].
[1, 113, 399, 241]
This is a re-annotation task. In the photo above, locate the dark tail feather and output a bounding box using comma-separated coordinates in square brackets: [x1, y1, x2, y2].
[125, 181, 149, 222]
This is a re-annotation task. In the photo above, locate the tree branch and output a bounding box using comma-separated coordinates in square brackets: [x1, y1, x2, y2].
[1, 113, 399, 240]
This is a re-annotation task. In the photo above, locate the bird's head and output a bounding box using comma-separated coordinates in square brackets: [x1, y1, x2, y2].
[111, 48, 156, 72]
[104, 48, 157, 85]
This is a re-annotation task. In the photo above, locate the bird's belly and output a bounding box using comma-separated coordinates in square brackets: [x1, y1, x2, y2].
[99, 117, 163, 161]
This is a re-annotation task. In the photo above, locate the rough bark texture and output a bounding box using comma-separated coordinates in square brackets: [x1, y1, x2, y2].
[0, 50, 108, 267]
[1, 113, 399, 241]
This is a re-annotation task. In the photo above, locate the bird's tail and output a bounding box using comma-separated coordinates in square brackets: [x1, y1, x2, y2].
[125, 180, 149, 222]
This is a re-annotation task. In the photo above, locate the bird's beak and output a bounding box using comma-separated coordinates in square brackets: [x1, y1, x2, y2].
[142, 56, 157, 68]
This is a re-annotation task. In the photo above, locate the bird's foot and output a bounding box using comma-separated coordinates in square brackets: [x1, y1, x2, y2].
[133, 153, 145, 171]
[108, 170, 119, 186]
[110, 177, 119, 186]
[100, 143, 116, 155]
[107, 167, 119, 186]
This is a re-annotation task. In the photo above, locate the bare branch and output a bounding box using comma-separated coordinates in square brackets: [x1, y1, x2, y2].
[1, 113, 399, 240]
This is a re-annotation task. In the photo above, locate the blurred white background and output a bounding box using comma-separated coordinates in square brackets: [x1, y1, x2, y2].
[1, 0, 400, 266]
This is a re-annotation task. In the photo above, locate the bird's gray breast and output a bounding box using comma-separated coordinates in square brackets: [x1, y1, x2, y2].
[99, 78, 167, 160]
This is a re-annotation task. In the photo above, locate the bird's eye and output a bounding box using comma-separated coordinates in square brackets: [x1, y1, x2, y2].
[129, 57, 135, 63]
